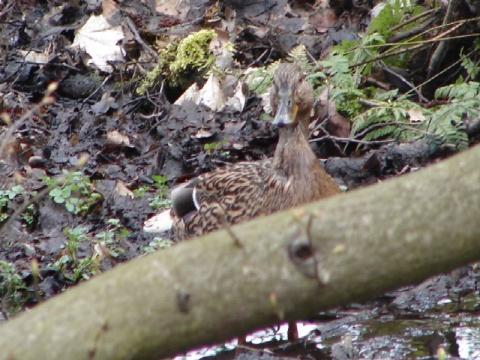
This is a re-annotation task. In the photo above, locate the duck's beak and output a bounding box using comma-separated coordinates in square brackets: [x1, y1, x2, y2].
[272, 95, 297, 127]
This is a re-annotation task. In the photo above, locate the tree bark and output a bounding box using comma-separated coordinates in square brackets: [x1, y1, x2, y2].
[1, 145, 480, 360]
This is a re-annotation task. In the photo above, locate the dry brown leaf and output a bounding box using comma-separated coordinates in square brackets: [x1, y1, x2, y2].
[106, 130, 130, 147]
[408, 108, 426, 123]
[115, 180, 134, 198]
[193, 129, 214, 139]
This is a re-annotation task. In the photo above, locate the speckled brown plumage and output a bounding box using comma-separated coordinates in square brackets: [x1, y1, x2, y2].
[145, 63, 340, 240]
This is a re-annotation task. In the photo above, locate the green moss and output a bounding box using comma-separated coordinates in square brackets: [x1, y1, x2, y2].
[169, 29, 217, 76]
[137, 29, 217, 94]
[136, 64, 163, 95]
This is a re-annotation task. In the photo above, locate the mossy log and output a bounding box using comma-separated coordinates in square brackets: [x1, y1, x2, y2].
[1, 144, 480, 360]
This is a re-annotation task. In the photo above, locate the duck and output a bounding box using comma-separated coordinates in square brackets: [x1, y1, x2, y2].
[143, 63, 340, 240]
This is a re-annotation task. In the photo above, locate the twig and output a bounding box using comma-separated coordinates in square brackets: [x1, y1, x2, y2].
[0, 83, 57, 156]
[125, 17, 158, 60]
[0, 0, 15, 18]
[310, 135, 396, 145]
[81, 74, 112, 107]
[311, 120, 345, 156]
[389, 8, 440, 32]
[248, 48, 271, 68]
[351, 22, 469, 70]
[388, 13, 439, 44]
[398, 54, 465, 101]
[379, 64, 429, 102]
[427, 0, 455, 79]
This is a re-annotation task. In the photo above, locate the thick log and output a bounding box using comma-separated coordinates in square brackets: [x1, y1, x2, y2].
[0, 144, 479, 360]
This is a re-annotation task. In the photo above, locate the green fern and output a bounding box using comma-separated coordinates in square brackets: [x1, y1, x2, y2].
[287, 45, 313, 72]
[426, 82, 480, 149]
[368, 0, 424, 37]
[247, 45, 313, 95]
[315, 52, 365, 115]
[460, 39, 480, 80]
[351, 33, 387, 75]
[435, 81, 480, 100]
[244, 19, 475, 152]
[351, 81, 476, 149]
[247, 63, 279, 95]
[351, 100, 415, 139]
[363, 125, 401, 141]
[426, 107, 468, 150]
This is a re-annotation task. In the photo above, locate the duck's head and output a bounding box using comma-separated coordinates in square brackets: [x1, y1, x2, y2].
[270, 64, 314, 128]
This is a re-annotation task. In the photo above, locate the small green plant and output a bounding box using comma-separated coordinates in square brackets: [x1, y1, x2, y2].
[54, 226, 98, 282]
[141, 237, 174, 253]
[21, 204, 35, 227]
[0, 260, 29, 315]
[254, 31, 471, 149]
[460, 40, 480, 80]
[133, 186, 150, 198]
[94, 219, 129, 259]
[149, 175, 171, 210]
[54, 221, 130, 282]
[44, 170, 102, 215]
[203, 139, 229, 154]
[247, 62, 280, 95]
[0, 185, 25, 222]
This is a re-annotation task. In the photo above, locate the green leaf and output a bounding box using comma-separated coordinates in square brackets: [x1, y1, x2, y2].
[49, 188, 63, 198]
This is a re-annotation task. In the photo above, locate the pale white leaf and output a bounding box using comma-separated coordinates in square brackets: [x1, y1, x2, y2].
[72, 14, 125, 72]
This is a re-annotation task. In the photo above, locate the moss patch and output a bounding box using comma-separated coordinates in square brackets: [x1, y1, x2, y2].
[137, 29, 217, 94]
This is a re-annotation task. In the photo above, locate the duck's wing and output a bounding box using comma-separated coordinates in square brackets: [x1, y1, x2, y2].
[177, 160, 273, 238]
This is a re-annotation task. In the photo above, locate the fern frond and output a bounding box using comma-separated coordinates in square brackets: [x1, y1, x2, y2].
[363, 125, 398, 141]
[426, 103, 471, 150]
[428, 81, 480, 149]
[351, 99, 429, 144]
[435, 82, 480, 101]
[287, 45, 312, 72]
[374, 89, 399, 101]
[351, 105, 397, 135]
[246, 62, 281, 95]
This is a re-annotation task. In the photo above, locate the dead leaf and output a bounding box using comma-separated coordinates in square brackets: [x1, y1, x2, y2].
[105, 130, 130, 147]
[319, 85, 338, 116]
[156, 0, 181, 17]
[19, 50, 50, 64]
[93, 242, 107, 260]
[72, 14, 125, 72]
[115, 180, 134, 198]
[221, 81, 247, 112]
[193, 129, 215, 139]
[408, 108, 426, 123]
[199, 74, 226, 111]
[175, 74, 227, 111]
[92, 92, 118, 114]
[224, 120, 246, 134]
[309, 8, 338, 33]
[232, 142, 244, 150]
[102, 0, 122, 26]
[325, 114, 351, 138]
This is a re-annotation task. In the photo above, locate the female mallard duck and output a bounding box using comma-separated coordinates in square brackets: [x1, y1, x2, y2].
[144, 63, 340, 239]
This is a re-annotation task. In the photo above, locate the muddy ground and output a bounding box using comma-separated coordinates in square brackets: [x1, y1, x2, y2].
[1, 0, 480, 359]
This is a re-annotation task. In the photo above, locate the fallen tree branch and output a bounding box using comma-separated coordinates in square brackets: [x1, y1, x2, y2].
[0, 144, 480, 360]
